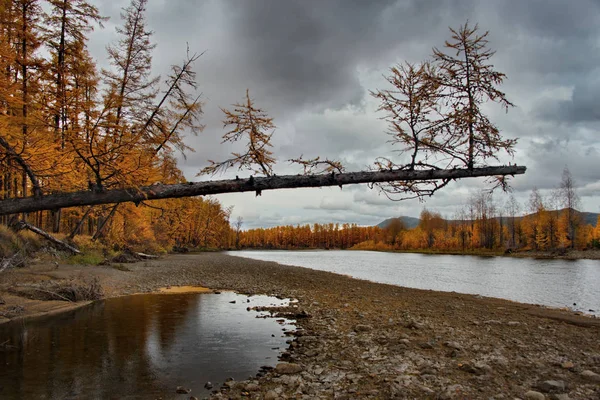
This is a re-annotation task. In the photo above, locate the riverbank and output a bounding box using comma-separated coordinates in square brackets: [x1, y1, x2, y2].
[1, 253, 600, 399]
[234, 247, 600, 260]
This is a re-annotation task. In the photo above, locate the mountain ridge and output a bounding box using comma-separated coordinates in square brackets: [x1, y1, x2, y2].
[377, 209, 599, 229]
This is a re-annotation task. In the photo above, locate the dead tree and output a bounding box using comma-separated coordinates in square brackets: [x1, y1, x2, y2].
[0, 165, 525, 216]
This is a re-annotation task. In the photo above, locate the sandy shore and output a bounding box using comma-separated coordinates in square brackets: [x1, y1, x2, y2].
[1, 252, 599, 399]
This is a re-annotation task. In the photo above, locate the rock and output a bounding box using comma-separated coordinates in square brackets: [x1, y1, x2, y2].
[264, 390, 279, 400]
[537, 380, 566, 393]
[440, 384, 464, 399]
[175, 386, 191, 394]
[406, 320, 424, 330]
[354, 324, 372, 332]
[245, 383, 260, 392]
[524, 391, 545, 400]
[444, 341, 462, 350]
[549, 394, 571, 400]
[229, 300, 236, 304]
[275, 362, 303, 374]
[203, 382, 213, 389]
[507, 321, 521, 326]
[458, 362, 487, 375]
[560, 361, 575, 370]
[483, 320, 502, 325]
[580, 370, 600, 383]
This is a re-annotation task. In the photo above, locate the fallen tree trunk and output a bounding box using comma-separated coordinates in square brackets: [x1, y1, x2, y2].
[0, 165, 526, 216]
[15, 221, 81, 254]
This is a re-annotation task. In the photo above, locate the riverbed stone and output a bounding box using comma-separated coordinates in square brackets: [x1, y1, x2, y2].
[524, 390, 545, 400]
[264, 390, 279, 400]
[580, 370, 600, 383]
[537, 380, 566, 393]
[354, 324, 372, 332]
[276, 362, 303, 374]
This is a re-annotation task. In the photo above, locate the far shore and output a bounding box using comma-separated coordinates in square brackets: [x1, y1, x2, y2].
[1, 253, 600, 399]
[229, 247, 600, 260]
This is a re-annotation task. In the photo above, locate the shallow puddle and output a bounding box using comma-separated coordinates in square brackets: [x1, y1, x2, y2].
[0, 291, 296, 400]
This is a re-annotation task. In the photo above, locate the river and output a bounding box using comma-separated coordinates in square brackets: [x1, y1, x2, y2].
[229, 250, 600, 315]
[0, 291, 295, 400]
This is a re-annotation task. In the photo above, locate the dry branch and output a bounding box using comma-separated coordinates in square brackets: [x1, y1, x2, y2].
[0, 165, 526, 216]
[14, 221, 81, 254]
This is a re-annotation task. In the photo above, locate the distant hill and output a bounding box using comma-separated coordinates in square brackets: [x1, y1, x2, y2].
[376, 209, 599, 229]
[377, 216, 420, 229]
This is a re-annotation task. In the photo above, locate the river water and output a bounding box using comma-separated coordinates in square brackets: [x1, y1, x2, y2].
[229, 250, 600, 315]
[0, 291, 295, 400]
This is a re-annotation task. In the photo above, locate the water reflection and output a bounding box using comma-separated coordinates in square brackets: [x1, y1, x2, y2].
[231, 250, 600, 315]
[0, 292, 294, 400]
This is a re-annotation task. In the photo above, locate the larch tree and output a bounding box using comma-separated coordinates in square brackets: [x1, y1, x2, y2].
[44, 0, 107, 147]
[201, 89, 276, 177]
[370, 22, 517, 201]
[432, 22, 516, 170]
[558, 166, 580, 248]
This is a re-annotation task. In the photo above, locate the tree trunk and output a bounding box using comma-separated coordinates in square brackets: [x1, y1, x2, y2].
[0, 166, 526, 216]
[68, 206, 94, 239]
[92, 204, 119, 241]
[14, 220, 80, 254]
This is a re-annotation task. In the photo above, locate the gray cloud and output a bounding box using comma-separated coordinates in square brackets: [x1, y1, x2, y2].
[87, 0, 600, 227]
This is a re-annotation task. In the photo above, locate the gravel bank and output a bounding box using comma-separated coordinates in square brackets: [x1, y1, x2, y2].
[1, 252, 600, 399]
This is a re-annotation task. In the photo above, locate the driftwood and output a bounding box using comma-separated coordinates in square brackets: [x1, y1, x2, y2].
[135, 252, 159, 259]
[0, 252, 24, 273]
[0, 166, 526, 216]
[14, 221, 81, 254]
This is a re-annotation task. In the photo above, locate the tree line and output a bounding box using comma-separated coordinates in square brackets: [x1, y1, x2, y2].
[236, 168, 600, 253]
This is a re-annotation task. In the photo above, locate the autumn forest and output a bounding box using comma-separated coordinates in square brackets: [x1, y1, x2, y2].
[0, 0, 594, 258]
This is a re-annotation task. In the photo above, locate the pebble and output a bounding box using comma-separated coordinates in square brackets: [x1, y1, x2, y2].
[444, 341, 462, 350]
[440, 384, 464, 399]
[560, 361, 574, 369]
[264, 390, 279, 400]
[175, 386, 191, 394]
[354, 324, 372, 332]
[549, 394, 571, 400]
[244, 383, 260, 392]
[580, 370, 600, 383]
[275, 362, 303, 374]
[537, 380, 566, 393]
[524, 390, 545, 400]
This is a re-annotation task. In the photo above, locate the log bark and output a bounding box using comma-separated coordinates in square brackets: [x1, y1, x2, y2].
[0, 165, 526, 216]
[15, 220, 81, 254]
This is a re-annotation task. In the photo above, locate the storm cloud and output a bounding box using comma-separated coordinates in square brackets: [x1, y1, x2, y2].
[88, 0, 600, 228]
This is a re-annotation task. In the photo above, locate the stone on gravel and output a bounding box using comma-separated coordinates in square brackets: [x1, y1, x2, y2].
[537, 380, 566, 393]
[264, 390, 279, 400]
[580, 370, 600, 383]
[444, 341, 463, 350]
[524, 390, 545, 400]
[175, 386, 191, 394]
[354, 324, 372, 332]
[549, 394, 571, 400]
[245, 383, 260, 392]
[275, 362, 303, 374]
[439, 384, 464, 399]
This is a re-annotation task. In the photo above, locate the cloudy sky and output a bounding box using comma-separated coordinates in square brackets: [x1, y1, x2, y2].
[89, 0, 600, 228]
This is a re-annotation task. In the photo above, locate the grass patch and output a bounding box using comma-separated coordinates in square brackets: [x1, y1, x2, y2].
[67, 251, 105, 265]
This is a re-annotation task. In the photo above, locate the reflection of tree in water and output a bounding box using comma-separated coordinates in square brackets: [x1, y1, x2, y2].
[0, 294, 197, 399]
[0, 293, 288, 399]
